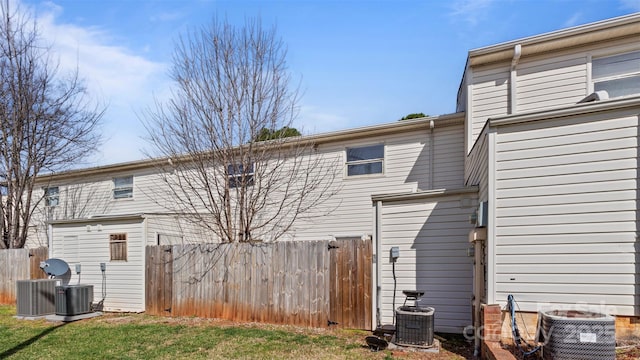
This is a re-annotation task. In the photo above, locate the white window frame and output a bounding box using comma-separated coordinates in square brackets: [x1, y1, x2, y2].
[113, 176, 133, 199]
[44, 186, 59, 207]
[345, 144, 384, 177]
[228, 163, 254, 188]
[592, 50, 640, 99]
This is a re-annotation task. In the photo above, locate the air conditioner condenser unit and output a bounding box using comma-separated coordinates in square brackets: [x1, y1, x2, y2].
[55, 285, 94, 316]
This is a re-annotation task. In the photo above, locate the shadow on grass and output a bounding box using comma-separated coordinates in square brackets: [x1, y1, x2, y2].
[0, 323, 65, 358]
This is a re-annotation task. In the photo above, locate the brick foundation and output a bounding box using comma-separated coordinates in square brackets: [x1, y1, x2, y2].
[481, 304, 517, 360]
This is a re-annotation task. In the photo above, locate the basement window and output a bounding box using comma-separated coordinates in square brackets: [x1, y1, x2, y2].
[113, 176, 133, 199]
[109, 233, 127, 261]
[345, 144, 384, 176]
[45, 187, 59, 207]
[592, 50, 640, 98]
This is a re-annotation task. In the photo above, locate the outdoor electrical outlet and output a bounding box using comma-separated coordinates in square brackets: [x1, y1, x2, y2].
[75, 263, 81, 274]
[390, 246, 400, 261]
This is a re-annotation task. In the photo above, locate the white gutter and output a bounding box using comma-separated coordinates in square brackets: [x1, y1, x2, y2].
[510, 44, 522, 114]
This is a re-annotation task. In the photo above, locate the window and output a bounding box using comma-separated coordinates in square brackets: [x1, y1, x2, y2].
[228, 163, 254, 188]
[592, 51, 640, 98]
[109, 233, 127, 261]
[113, 176, 133, 199]
[45, 187, 59, 207]
[346, 144, 384, 176]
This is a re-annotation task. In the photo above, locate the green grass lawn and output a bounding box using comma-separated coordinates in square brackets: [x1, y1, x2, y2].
[0, 305, 471, 359]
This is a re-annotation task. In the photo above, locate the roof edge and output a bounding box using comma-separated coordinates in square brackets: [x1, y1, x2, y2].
[489, 96, 640, 127]
[469, 13, 640, 67]
[371, 186, 479, 202]
[37, 112, 465, 182]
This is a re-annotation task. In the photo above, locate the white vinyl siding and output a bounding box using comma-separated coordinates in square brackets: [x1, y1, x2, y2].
[493, 110, 638, 315]
[50, 219, 146, 312]
[470, 65, 509, 146]
[516, 55, 588, 112]
[379, 194, 477, 333]
[433, 125, 465, 189]
[293, 122, 466, 241]
[465, 128, 489, 202]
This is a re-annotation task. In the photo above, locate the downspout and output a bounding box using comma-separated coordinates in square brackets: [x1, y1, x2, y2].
[374, 200, 383, 327]
[510, 44, 522, 114]
[47, 223, 53, 257]
[429, 119, 435, 190]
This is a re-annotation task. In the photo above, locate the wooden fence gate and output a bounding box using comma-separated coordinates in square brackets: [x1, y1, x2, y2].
[145, 245, 173, 316]
[145, 239, 372, 329]
[328, 238, 372, 329]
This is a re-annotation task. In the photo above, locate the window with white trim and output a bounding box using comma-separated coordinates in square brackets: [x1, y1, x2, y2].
[228, 163, 254, 188]
[45, 186, 59, 207]
[592, 50, 640, 98]
[345, 144, 384, 176]
[113, 176, 133, 199]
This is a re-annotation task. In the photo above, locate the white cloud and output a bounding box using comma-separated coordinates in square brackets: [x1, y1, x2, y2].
[449, 0, 495, 26]
[563, 12, 583, 28]
[31, 3, 171, 165]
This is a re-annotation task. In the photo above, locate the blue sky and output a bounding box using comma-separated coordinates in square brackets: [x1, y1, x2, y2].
[17, 0, 640, 165]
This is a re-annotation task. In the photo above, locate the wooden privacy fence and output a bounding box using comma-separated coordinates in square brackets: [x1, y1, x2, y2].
[146, 239, 372, 329]
[0, 247, 49, 303]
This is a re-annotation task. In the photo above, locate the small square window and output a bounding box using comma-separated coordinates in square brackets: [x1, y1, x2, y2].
[113, 176, 133, 199]
[228, 163, 254, 188]
[346, 144, 384, 176]
[109, 233, 127, 261]
[45, 187, 59, 207]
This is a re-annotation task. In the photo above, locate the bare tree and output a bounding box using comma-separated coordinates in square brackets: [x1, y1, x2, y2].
[0, 1, 104, 249]
[144, 17, 338, 243]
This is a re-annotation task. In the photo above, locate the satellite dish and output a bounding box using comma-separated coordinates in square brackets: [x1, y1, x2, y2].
[40, 258, 70, 277]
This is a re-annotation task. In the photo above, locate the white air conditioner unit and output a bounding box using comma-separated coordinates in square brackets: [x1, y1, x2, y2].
[16, 279, 58, 316]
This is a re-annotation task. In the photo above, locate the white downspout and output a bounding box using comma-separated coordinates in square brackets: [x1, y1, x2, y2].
[47, 223, 53, 256]
[429, 120, 435, 190]
[510, 44, 522, 114]
[374, 200, 383, 327]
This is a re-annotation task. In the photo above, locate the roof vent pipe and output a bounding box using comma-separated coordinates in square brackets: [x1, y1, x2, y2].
[509, 44, 522, 114]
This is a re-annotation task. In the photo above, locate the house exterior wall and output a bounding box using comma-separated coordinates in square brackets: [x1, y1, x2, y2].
[378, 191, 477, 333]
[294, 122, 465, 242]
[465, 127, 489, 202]
[31, 118, 465, 245]
[465, 34, 640, 150]
[49, 218, 146, 312]
[492, 105, 639, 316]
[469, 64, 510, 148]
